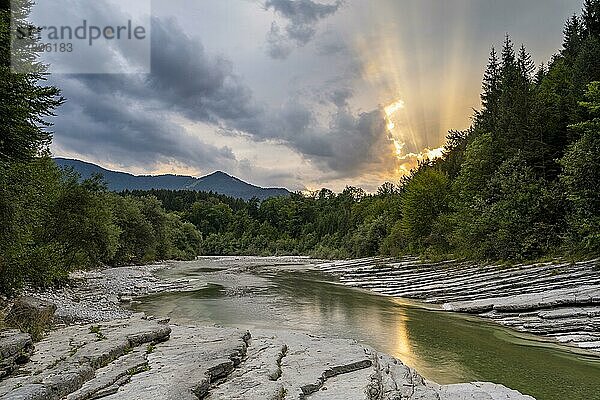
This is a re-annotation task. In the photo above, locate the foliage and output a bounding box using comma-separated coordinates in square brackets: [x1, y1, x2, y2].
[1, 158, 65, 293]
[47, 173, 119, 270]
[0, 159, 204, 294]
[0, 0, 201, 293]
[560, 82, 600, 254]
[399, 169, 450, 252]
[0, 0, 64, 162]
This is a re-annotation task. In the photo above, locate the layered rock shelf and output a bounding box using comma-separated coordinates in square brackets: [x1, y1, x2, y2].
[0, 317, 534, 400]
[317, 257, 600, 353]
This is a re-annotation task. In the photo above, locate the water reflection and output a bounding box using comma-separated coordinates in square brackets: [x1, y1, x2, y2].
[132, 262, 600, 400]
[390, 308, 414, 367]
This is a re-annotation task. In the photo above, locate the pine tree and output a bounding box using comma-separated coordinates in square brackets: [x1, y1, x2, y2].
[534, 63, 547, 85]
[517, 45, 535, 82]
[583, 0, 600, 37]
[497, 35, 533, 157]
[560, 81, 600, 255]
[501, 35, 517, 76]
[0, 0, 64, 163]
[562, 14, 583, 59]
[481, 47, 501, 114]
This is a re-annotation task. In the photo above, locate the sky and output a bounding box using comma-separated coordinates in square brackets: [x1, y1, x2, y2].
[42, 0, 583, 192]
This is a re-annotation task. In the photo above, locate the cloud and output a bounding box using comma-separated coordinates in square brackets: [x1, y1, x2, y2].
[226, 94, 399, 179]
[315, 36, 347, 56]
[326, 108, 393, 174]
[149, 18, 259, 123]
[51, 14, 398, 187]
[52, 76, 238, 172]
[264, 0, 342, 59]
[328, 87, 353, 107]
[50, 17, 254, 173]
[266, 22, 294, 59]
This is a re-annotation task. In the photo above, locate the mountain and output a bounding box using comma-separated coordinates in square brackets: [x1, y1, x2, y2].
[53, 158, 291, 200]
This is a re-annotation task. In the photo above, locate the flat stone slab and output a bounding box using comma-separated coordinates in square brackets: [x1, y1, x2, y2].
[273, 331, 375, 399]
[0, 315, 171, 400]
[102, 325, 250, 400]
[444, 286, 600, 314]
[205, 334, 287, 400]
[205, 329, 533, 400]
[0, 319, 535, 400]
[436, 382, 537, 400]
[66, 346, 148, 400]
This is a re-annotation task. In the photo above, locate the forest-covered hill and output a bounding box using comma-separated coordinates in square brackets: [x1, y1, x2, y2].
[54, 158, 290, 200]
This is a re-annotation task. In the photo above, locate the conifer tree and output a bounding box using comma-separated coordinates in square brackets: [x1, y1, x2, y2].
[481, 47, 501, 115]
[534, 63, 547, 85]
[563, 14, 584, 59]
[517, 45, 535, 82]
[0, 0, 64, 163]
[501, 35, 517, 76]
[497, 36, 523, 153]
[560, 81, 600, 254]
[583, 0, 600, 37]
[476, 47, 502, 134]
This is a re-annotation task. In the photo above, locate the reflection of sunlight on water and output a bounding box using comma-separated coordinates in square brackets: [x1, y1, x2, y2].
[389, 308, 414, 365]
[387, 298, 428, 371]
[276, 281, 475, 384]
[386, 299, 475, 384]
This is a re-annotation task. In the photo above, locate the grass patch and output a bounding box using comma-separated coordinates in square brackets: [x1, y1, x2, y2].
[89, 325, 106, 340]
[127, 364, 150, 376]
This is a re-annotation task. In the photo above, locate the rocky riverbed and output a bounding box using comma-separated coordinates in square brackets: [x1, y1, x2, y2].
[0, 315, 534, 400]
[2, 256, 587, 399]
[318, 257, 600, 354]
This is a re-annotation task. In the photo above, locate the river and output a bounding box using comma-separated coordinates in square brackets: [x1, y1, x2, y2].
[131, 258, 600, 400]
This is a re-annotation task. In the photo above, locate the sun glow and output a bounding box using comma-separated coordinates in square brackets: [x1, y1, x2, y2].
[384, 98, 404, 132]
[384, 99, 405, 117]
[423, 147, 445, 160]
[392, 138, 404, 157]
[384, 97, 445, 175]
[350, 0, 474, 184]
[383, 97, 409, 160]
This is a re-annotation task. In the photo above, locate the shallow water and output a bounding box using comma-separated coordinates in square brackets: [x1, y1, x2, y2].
[132, 259, 600, 400]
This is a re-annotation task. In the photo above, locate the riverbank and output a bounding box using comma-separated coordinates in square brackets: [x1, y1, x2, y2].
[0, 315, 535, 400]
[318, 257, 600, 354]
[0, 257, 539, 399]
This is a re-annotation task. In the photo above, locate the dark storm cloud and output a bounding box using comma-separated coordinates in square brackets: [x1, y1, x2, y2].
[320, 107, 396, 176]
[266, 22, 294, 59]
[264, 0, 342, 59]
[228, 99, 336, 159]
[54, 80, 236, 170]
[328, 87, 353, 107]
[149, 18, 259, 122]
[51, 17, 252, 171]
[315, 37, 347, 56]
[228, 96, 395, 178]
[265, 0, 341, 32]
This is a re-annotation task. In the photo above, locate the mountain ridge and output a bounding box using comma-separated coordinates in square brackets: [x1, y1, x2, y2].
[54, 158, 291, 200]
